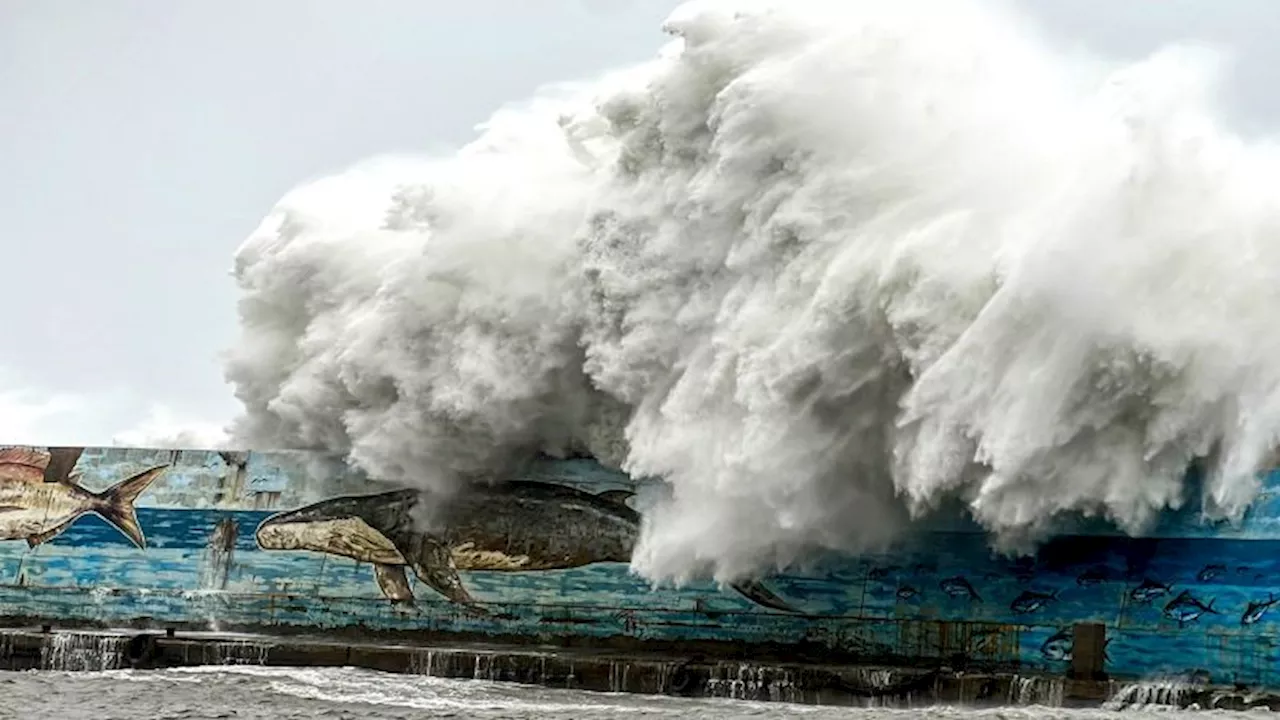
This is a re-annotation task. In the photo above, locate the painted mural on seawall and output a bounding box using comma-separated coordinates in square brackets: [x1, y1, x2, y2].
[1, 444, 1278, 687]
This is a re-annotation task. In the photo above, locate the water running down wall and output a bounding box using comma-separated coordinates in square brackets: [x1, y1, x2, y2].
[2, 444, 1280, 692]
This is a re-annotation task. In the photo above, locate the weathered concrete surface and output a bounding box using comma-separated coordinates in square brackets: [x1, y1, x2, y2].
[10, 445, 1280, 698]
[0, 611, 1030, 674]
[4, 627, 1279, 711]
[8, 445, 1280, 691]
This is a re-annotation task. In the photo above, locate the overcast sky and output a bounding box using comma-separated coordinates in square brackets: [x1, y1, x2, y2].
[2, 0, 1279, 447]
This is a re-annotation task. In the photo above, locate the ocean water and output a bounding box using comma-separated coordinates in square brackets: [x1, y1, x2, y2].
[0, 666, 1269, 720]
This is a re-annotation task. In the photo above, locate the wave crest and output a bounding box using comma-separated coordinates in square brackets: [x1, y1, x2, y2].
[225, 0, 1280, 585]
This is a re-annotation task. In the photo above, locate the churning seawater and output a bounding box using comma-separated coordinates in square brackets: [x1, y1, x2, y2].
[0, 667, 1269, 720]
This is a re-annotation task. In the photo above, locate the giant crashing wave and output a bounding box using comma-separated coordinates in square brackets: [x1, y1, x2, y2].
[222, 0, 1280, 589]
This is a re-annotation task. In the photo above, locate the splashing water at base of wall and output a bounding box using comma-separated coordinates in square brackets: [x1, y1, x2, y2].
[1008, 675, 1065, 707]
[408, 648, 436, 677]
[1103, 677, 1199, 710]
[39, 633, 131, 672]
[192, 640, 270, 667]
[704, 662, 803, 703]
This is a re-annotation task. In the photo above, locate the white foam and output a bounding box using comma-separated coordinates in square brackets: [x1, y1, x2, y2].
[225, 0, 1280, 586]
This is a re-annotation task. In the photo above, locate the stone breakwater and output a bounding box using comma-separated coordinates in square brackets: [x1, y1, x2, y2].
[2, 627, 1278, 712]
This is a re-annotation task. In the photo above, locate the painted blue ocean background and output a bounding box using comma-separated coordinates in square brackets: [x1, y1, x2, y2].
[5, 448, 1280, 688]
[0, 504, 1277, 686]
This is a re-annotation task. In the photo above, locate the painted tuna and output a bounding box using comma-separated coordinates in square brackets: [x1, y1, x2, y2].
[1129, 577, 1172, 604]
[1242, 593, 1279, 626]
[1040, 627, 1112, 663]
[1162, 590, 1218, 627]
[0, 446, 167, 549]
[1010, 588, 1059, 614]
[254, 481, 803, 615]
[1040, 628, 1073, 662]
[1196, 564, 1227, 583]
[939, 575, 982, 602]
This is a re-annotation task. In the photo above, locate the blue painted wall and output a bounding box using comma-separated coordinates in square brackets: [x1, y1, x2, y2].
[1, 444, 1278, 687]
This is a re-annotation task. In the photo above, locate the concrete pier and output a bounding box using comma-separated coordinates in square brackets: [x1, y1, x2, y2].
[3, 627, 1278, 711]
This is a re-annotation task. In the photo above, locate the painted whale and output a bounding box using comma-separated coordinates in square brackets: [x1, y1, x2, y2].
[254, 481, 802, 614]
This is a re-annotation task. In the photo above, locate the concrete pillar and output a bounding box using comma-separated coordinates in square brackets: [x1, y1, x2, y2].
[1070, 622, 1107, 681]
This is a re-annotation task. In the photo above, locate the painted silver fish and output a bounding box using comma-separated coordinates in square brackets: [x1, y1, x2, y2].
[1242, 593, 1279, 626]
[1196, 564, 1227, 583]
[1162, 590, 1218, 628]
[939, 575, 982, 602]
[1129, 577, 1172, 604]
[1011, 589, 1059, 614]
[1040, 628, 1072, 662]
[0, 446, 167, 549]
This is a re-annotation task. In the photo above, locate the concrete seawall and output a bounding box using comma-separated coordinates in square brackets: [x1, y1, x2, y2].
[2, 626, 1276, 711]
[4, 444, 1280, 703]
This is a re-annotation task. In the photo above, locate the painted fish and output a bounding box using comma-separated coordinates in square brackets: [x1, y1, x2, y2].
[896, 585, 920, 601]
[1129, 577, 1172, 604]
[939, 575, 982, 602]
[0, 446, 167, 549]
[1241, 593, 1279, 626]
[255, 481, 804, 615]
[1196, 564, 1227, 583]
[1076, 566, 1111, 587]
[1162, 590, 1218, 627]
[1011, 589, 1059, 615]
[1040, 628, 1073, 662]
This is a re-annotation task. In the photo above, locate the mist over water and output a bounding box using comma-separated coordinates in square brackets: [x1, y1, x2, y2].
[224, 0, 1280, 588]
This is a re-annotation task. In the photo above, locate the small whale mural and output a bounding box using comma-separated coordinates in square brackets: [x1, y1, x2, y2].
[254, 481, 803, 615]
[895, 584, 920, 601]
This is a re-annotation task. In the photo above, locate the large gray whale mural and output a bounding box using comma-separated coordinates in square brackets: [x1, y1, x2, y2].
[253, 480, 803, 614]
